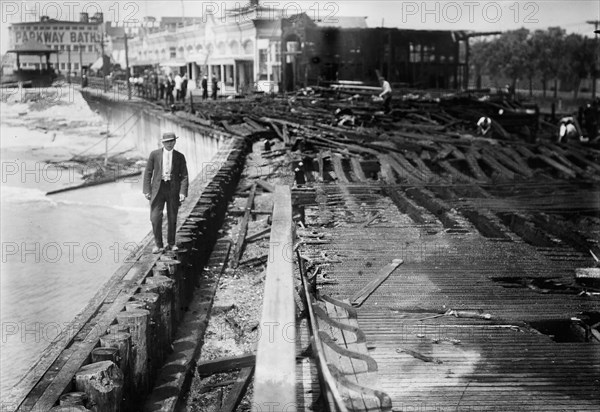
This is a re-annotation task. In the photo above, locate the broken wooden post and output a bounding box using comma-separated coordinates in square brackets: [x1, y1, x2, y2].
[91, 346, 120, 363]
[145, 275, 175, 347]
[132, 292, 161, 378]
[100, 332, 131, 376]
[74, 361, 124, 412]
[116, 309, 150, 401]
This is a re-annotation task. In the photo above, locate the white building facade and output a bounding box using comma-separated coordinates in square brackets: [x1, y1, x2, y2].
[127, 8, 283, 94]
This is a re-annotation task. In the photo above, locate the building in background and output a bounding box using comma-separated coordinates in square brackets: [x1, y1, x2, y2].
[281, 13, 471, 91]
[126, 4, 283, 94]
[7, 12, 104, 76]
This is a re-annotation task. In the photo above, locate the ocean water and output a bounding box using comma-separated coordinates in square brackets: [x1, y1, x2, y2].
[0, 89, 151, 393]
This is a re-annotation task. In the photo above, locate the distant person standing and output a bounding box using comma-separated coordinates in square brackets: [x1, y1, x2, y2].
[143, 132, 189, 253]
[174, 73, 183, 101]
[166, 74, 174, 104]
[181, 74, 188, 101]
[201, 76, 208, 100]
[211, 76, 219, 100]
[379, 77, 392, 114]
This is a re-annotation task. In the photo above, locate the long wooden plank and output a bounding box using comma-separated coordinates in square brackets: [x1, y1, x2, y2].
[534, 154, 577, 179]
[331, 153, 350, 183]
[231, 183, 257, 268]
[437, 160, 479, 184]
[383, 154, 424, 184]
[493, 149, 534, 177]
[377, 155, 396, 184]
[464, 150, 491, 182]
[350, 157, 368, 182]
[390, 152, 430, 182]
[538, 146, 585, 176]
[350, 259, 404, 307]
[197, 354, 256, 376]
[479, 150, 517, 180]
[252, 185, 296, 411]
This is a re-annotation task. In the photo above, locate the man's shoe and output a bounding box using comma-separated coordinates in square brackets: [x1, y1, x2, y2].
[152, 246, 163, 254]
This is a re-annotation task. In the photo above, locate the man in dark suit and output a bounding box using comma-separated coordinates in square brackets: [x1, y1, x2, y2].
[143, 132, 189, 253]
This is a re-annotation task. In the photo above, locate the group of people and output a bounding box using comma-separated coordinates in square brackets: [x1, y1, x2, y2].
[127, 72, 222, 104]
[127, 72, 189, 103]
[200, 75, 220, 100]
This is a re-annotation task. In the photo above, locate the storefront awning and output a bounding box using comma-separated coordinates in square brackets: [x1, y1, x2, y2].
[160, 59, 187, 67]
[200, 56, 253, 66]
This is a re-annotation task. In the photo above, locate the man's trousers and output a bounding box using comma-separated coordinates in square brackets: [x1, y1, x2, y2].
[150, 180, 179, 248]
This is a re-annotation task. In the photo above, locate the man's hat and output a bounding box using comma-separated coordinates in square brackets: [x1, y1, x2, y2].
[161, 132, 178, 142]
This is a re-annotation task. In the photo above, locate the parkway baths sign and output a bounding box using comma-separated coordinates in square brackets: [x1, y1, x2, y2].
[13, 30, 101, 45]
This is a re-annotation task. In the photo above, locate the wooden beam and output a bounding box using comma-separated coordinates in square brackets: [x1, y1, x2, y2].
[246, 227, 271, 243]
[197, 354, 255, 377]
[219, 367, 254, 412]
[350, 259, 404, 307]
[252, 185, 296, 411]
[350, 157, 368, 182]
[256, 179, 275, 193]
[231, 183, 257, 268]
[331, 153, 350, 183]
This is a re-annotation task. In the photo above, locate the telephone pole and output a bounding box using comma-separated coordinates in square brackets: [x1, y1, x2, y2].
[123, 34, 131, 100]
[79, 43, 83, 84]
[67, 46, 72, 83]
[98, 32, 108, 92]
[587, 20, 599, 98]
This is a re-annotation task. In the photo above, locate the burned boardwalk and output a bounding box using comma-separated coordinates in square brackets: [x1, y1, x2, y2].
[6, 91, 599, 412]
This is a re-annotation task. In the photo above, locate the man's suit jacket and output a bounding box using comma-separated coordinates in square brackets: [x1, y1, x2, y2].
[143, 148, 189, 204]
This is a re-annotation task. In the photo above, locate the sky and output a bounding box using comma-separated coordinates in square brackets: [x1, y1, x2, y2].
[1, 0, 599, 54]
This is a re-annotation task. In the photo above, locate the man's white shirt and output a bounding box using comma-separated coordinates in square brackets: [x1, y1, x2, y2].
[163, 148, 172, 180]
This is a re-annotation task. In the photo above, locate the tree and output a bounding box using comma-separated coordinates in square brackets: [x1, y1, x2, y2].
[530, 27, 566, 98]
[563, 34, 595, 98]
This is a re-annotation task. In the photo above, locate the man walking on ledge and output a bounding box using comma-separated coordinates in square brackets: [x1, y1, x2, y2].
[143, 132, 189, 253]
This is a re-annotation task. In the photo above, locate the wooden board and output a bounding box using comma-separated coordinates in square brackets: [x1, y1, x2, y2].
[350, 259, 404, 306]
[252, 185, 296, 411]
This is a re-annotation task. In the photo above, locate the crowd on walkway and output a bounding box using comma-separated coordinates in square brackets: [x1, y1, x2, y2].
[120, 70, 222, 104]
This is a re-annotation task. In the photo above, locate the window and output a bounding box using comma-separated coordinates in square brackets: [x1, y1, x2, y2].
[73, 45, 78, 51]
[169, 47, 176, 58]
[60, 45, 65, 50]
[74, 63, 79, 70]
[61, 63, 65, 69]
[88, 45, 94, 52]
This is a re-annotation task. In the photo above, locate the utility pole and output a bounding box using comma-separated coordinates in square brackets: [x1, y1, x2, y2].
[67, 46, 72, 83]
[123, 33, 132, 100]
[587, 20, 599, 98]
[98, 32, 108, 92]
[79, 43, 83, 84]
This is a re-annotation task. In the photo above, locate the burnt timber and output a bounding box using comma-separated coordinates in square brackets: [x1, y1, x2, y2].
[6, 89, 600, 412]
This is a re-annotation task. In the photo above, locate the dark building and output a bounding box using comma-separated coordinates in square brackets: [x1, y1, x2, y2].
[281, 14, 471, 91]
